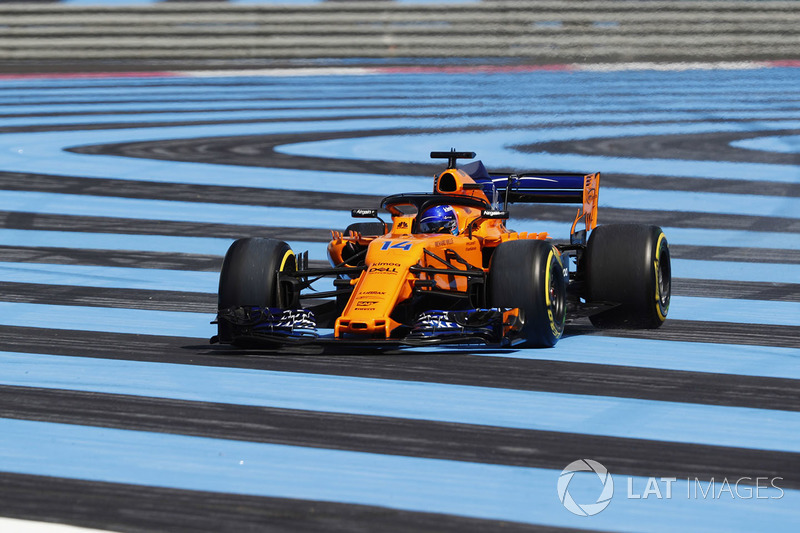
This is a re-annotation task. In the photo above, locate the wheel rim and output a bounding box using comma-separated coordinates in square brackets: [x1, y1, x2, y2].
[277, 248, 297, 308]
[547, 253, 566, 335]
[654, 234, 671, 319]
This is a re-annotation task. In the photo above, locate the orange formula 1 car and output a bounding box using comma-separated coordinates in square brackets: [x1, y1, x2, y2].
[213, 150, 671, 349]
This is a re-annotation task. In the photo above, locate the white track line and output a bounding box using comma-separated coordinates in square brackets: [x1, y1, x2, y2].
[0, 518, 109, 533]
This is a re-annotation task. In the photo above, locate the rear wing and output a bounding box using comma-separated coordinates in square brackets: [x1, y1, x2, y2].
[473, 172, 600, 238]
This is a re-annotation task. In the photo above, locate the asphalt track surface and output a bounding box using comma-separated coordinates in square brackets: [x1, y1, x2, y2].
[0, 65, 799, 532]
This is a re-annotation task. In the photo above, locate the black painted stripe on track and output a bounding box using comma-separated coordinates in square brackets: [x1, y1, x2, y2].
[0, 171, 383, 209]
[1, 326, 798, 411]
[2, 73, 794, 92]
[583, 207, 800, 233]
[0, 211, 333, 240]
[2, 103, 791, 119]
[0, 277, 797, 316]
[675, 278, 800, 302]
[602, 173, 800, 198]
[0, 472, 564, 533]
[65, 130, 800, 197]
[2, 206, 795, 238]
[528, 129, 800, 166]
[2, 171, 797, 234]
[670, 245, 800, 265]
[0, 282, 215, 312]
[568, 320, 800, 349]
[2, 385, 797, 490]
[0, 245, 224, 271]
[5, 165, 798, 204]
[0, 244, 795, 274]
[0, 103, 414, 120]
[0, 113, 432, 134]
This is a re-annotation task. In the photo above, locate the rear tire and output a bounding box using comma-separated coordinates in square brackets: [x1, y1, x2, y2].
[489, 240, 567, 348]
[585, 224, 670, 328]
[217, 238, 296, 343]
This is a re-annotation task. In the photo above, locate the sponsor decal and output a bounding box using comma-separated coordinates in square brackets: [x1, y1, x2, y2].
[380, 241, 413, 251]
[352, 208, 377, 217]
[368, 266, 398, 274]
[368, 262, 401, 274]
[481, 209, 509, 219]
[434, 238, 454, 248]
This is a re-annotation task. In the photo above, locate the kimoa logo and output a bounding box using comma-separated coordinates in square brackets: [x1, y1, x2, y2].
[557, 459, 614, 516]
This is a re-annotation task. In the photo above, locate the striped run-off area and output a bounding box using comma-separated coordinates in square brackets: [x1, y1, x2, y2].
[0, 64, 798, 532]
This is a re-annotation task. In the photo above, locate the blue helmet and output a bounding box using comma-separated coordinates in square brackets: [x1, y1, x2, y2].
[419, 205, 458, 235]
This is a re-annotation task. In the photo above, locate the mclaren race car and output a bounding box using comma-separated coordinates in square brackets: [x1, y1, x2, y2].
[212, 150, 670, 349]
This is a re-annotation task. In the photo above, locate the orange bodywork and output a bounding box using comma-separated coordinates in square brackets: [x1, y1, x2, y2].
[571, 172, 600, 235]
[327, 168, 593, 339]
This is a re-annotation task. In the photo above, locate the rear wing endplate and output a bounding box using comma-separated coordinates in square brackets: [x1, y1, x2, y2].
[474, 172, 600, 235]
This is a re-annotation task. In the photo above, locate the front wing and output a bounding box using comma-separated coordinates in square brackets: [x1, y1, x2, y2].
[213, 306, 524, 348]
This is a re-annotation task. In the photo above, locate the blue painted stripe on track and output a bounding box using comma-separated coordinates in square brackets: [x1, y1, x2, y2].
[4, 108, 800, 127]
[0, 232, 796, 291]
[600, 188, 799, 219]
[0, 255, 795, 298]
[0, 229, 333, 263]
[0, 107, 454, 128]
[276, 121, 800, 183]
[0, 289, 796, 339]
[0, 262, 219, 293]
[2, 97, 797, 117]
[0, 302, 214, 338]
[0, 257, 795, 294]
[0, 99, 418, 114]
[2, 228, 799, 256]
[0, 229, 237, 256]
[653, 296, 800, 327]
[732, 134, 800, 154]
[0, 129, 430, 195]
[671, 259, 800, 284]
[0, 96, 794, 118]
[0, 417, 794, 532]
[463, 337, 800, 381]
[0, 188, 796, 236]
[657, 227, 800, 251]
[2, 351, 800, 453]
[0, 190, 354, 228]
[3, 120, 800, 187]
[1, 69, 796, 95]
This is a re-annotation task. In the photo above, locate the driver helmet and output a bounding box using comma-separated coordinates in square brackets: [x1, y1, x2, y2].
[419, 205, 458, 235]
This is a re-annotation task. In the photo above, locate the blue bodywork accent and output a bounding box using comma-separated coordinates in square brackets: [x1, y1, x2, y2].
[474, 173, 586, 204]
[218, 307, 318, 339]
[457, 160, 586, 204]
[408, 309, 518, 345]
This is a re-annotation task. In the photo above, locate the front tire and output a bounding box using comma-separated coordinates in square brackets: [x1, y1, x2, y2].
[585, 224, 670, 328]
[217, 238, 296, 343]
[489, 240, 567, 348]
